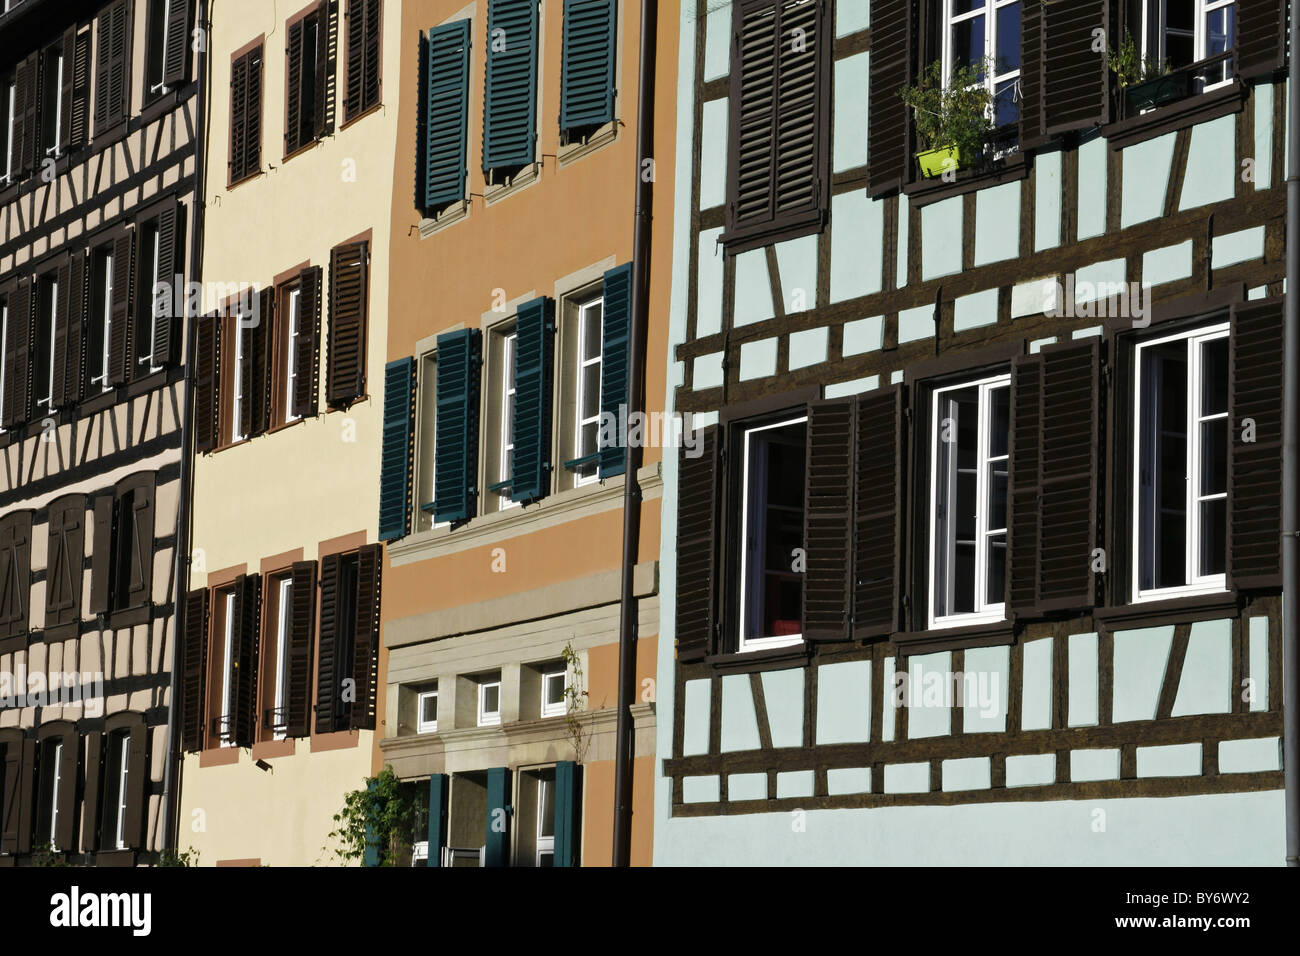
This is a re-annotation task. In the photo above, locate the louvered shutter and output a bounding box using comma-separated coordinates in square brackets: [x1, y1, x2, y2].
[0, 521, 12, 639]
[1042, 0, 1109, 136]
[10, 57, 29, 178]
[14, 739, 35, 854]
[314, 0, 332, 136]
[326, 241, 369, 408]
[194, 312, 221, 452]
[181, 588, 208, 751]
[675, 426, 718, 662]
[1229, 299, 1284, 589]
[238, 312, 255, 439]
[231, 573, 261, 747]
[345, 0, 382, 121]
[854, 386, 905, 637]
[163, 0, 192, 86]
[554, 760, 582, 867]
[351, 543, 381, 731]
[120, 722, 146, 849]
[867, 0, 914, 195]
[315, 553, 342, 733]
[483, 0, 540, 171]
[245, 48, 264, 178]
[60, 26, 90, 152]
[44, 505, 66, 625]
[427, 773, 449, 867]
[294, 266, 323, 417]
[1036, 340, 1101, 611]
[51, 260, 72, 410]
[94, 0, 130, 132]
[511, 297, 554, 503]
[230, 51, 248, 181]
[80, 733, 104, 851]
[1007, 354, 1043, 615]
[88, 494, 114, 615]
[1020, 1, 1044, 146]
[2, 278, 31, 428]
[598, 263, 631, 478]
[433, 328, 482, 524]
[363, 0, 382, 110]
[1237, 0, 1287, 78]
[53, 731, 77, 851]
[379, 357, 416, 540]
[484, 765, 511, 867]
[57, 252, 87, 408]
[803, 398, 853, 641]
[18, 53, 39, 176]
[153, 203, 185, 368]
[0, 513, 30, 639]
[0, 740, 22, 853]
[250, 287, 274, 436]
[287, 18, 306, 154]
[731, 2, 777, 222]
[419, 19, 471, 215]
[45, 497, 84, 627]
[123, 477, 155, 609]
[107, 232, 134, 387]
[560, 0, 616, 133]
[286, 561, 317, 738]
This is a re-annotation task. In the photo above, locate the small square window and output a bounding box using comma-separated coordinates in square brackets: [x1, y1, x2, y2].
[541, 669, 566, 719]
[417, 684, 439, 734]
[478, 679, 501, 727]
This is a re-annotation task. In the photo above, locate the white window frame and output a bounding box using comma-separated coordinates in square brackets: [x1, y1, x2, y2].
[1140, 0, 1237, 91]
[0, 300, 8, 430]
[941, 0, 1021, 127]
[149, 0, 173, 96]
[737, 414, 808, 654]
[927, 373, 1011, 630]
[1131, 322, 1230, 602]
[540, 668, 567, 718]
[574, 296, 604, 488]
[272, 576, 292, 739]
[138, 226, 162, 372]
[91, 249, 115, 391]
[3, 79, 15, 183]
[219, 590, 236, 746]
[498, 331, 519, 510]
[536, 773, 555, 866]
[38, 276, 58, 411]
[231, 317, 246, 443]
[417, 684, 439, 734]
[46, 51, 63, 157]
[112, 731, 129, 850]
[285, 287, 301, 422]
[47, 739, 63, 849]
[477, 679, 501, 727]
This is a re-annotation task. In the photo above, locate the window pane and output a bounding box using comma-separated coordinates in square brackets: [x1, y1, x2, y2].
[538, 778, 554, 837]
[950, 15, 986, 74]
[985, 531, 1006, 605]
[483, 684, 500, 713]
[1205, 7, 1234, 57]
[1199, 498, 1227, 576]
[995, 3, 1020, 72]
[950, 0, 982, 16]
[581, 363, 601, 422]
[741, 419, 806, 642]
[993, 78, 1018, 129]
[1199, 418, 1227, 497]
[935, 387, 979, 617]
[988, 384, 1010, 458]
[1200, 336, 1228, 415]
[544, 674, 565, 707]
[1139, 342, 1189, 590]
[421, 694, 438, 724]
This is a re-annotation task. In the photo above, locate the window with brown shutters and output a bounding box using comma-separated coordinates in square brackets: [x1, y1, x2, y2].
[94, 0, 132, 135]
[230, 573, 262, 748]
[106, 231, 135, 387]
[0, 731, 31, 854]
[52, 252, 86, 410]
[44, 495, 86, 634]
[675, 427, 718, 662]
[724, 0, 831, 252]
[351, 543, 381, 731]
[286, 1, 334, 156]
[101, 712, 147, 851]
[326, 239, 369, 409]
[250, 287, 274, 436]
[0, 511, 33, 651]
[34, 723, 79, 853]
[1041, 0, 1110, 136]
[344, 0, 382, 124]
[229, 43, 264, 186]
[89, 472, 156, 620]
[315, 546, 380, 733]
[134, 202, 186, 372]
[60, 24, 92, 153]
[1, 278, 33, 429]
[293, 265, 323, 419]
[145, 0, 193, 102]
[866, 0, 914, 196]
[286, 560, 317, 738]
[181, 588, 209, 752]
[194, 312, 221, 453]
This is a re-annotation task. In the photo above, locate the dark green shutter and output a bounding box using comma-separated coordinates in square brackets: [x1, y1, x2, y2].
[427, 773, 449, 867]
[560, 0, 616, 134]
[598, 262, 632, 478]
[379, 357, 416, 540]
[484, 765, 511, 867]
[554, 761, 582, 867]
[419, 20, 471, 215]
[433, 328, 482, 525]
[482, 0, 539, 171]
[510, 297, 554, 504]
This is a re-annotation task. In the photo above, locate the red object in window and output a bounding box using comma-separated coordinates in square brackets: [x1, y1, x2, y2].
[770, 619, 800, 636]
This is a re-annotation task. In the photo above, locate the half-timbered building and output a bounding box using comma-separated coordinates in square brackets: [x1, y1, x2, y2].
[655, 0, 1289, 864]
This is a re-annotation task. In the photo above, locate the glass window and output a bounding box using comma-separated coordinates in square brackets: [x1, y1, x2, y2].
[417, 683, 438, 734]
[541, 668, 566, 718]
[536, 772, 555, 867]
[478, 679, 501, 727]
[574, 297, 604, 485]
[943, 0, 1022, 130]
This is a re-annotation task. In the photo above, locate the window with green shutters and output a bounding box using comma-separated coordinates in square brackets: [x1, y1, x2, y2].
[597, 262, 632, 479]
[510, 297, 554, 504]
[418, 20, 471, 217]
[560, 0, 617, 140]
[433, 328, 482, 525]
[379, 356, 416, 541]
[482, 0, 539, 175]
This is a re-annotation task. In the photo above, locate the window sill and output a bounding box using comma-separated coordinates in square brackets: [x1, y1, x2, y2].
[199, 745, 240, 768]
[902, 150, 1028, 209]
[703, 642, 811, 674]
[105, 604, 152, 629]
[893, 619, 1015, 656]
[250, 737, 296, 761]
[282, 137, 324, 164]
[340, 102, 384, 133]
[1102, 80, 1246, 151]
[557, 121, 619, 168]
[721, 207, 825, 257]
[227, 169, 265, 192]
[417, 199, 469, 239]
[1093, 590, 1242, 628]
[484, 163, 541, 206]
[93, 849, 138, 867]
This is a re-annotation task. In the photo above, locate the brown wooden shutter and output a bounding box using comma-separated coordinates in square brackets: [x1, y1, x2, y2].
[18, 53, 39, 176]
[194, 312, 221, 452]
[230, 51, 249, 182]
[1237, 0, 1287, 79]
[867, 0, 914, 196]
[1036, 339, 1101, 611]
[1228, 299, 1284, 589]
[107, 232, 134, 386]
[363, 0, 381, 110]
[153, 203, 184, 368]
[238, 313, 255, 439]
[315, 552, 342, 732]
[181, 588, 209, 752]
[59, 26, 90, 153]
[803, 398, 853, 641]
[123, 476, 155, 609]
[80, 732, 104, 851]
[231, 574, 262, 747]
[94, 0, 130, 132]
[51, 260, 72, 410]
[0, 512, 31, 641]
[1, 739, 23, 853]
[350, 544, 381, 731]
[293, 265, 323, 418]
[287, 560, 317, 738]
[53, 731, 77, 851]
[1019, 1, 1044, 146]
[345, 0, 381, 121]
[1007, 353, 1043, 616]
[853, 385, 906, 637]
[675, 426, 718, 662]
[10, 57, 30, 178]
[314, 0, 332, 136]
[14, 738, 35, 854]
[1041, 0, 1109, 136]
[120, 722, 146, 849]
[45, 497, 85, 628]
[250, 287, 274, 436]
[286, 17, 306, 155]
[163, 0, 192, 86]
[57, 252, 87, 408]
[326, 241, 369, 408]
[89, 494, 114, 615]
[2, 278, 32, 428]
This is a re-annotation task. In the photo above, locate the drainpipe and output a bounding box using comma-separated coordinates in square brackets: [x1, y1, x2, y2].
[160, 0, 210, 854]
[1284, 0, 1300, 868]
[612, 0, 658, 867]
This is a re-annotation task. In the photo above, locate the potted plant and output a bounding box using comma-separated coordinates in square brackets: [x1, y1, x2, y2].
[1108, 31, 1185, 111]
[899, 60, 994, 179]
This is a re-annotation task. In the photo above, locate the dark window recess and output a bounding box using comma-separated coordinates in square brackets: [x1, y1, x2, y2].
[145, 0, 169, 97]
[326, 240, 369, 408]
[559, 0, 617, 141]
[94, 0, 132, 133]
[286, 1, 333, 155]
[34, 732, 77, 852]
[344, 0, 382, 122]
[724, 0, 830, 250]
[38, 41, 61, 156]
[229, 45, 264, 185]
[89, 473, 156, 617]
[315, 545, 381, 733]
[0, 511, 33, 645]
[417, 18, 471, 216]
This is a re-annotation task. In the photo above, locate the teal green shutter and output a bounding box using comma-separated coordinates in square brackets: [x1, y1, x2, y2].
[484, 766, 511, 867]
[363, 779, 381, 866]
[554, 761, 582, 867]
[510, 297, 555, 503]
[598, 262, 633, 478]
[427, 773, 449, 867]
[560, 0, 616, 134]
[482, 0, 539, 171]
[379, 357, 416, 541]
[433, 329, 482, 525]
[419, 20, 471, 215]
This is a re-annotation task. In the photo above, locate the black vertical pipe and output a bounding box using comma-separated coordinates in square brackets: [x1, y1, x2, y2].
[1283, 0, 1299, 868]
